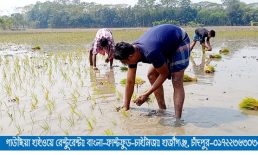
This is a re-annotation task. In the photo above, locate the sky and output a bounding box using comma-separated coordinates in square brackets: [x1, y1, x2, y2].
[0, 0, 258, 15]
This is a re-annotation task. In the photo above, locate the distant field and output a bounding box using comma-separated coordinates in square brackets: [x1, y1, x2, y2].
[0, 26, 258, 51]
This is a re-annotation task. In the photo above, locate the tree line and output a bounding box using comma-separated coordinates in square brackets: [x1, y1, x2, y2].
[0, 0, 258, 30]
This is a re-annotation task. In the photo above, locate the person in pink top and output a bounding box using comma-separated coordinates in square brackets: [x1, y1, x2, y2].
[89, 28, 115, 70]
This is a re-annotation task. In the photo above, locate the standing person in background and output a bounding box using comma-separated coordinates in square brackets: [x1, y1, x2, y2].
[89, 28, 115, 70]
[190, 28, 215, 52]
[114, 24, 191, 125]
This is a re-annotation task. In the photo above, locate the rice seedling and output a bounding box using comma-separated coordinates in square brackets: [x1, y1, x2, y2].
[204, 65, 215, 73]
[131, 93, 152, 104]
[4, 57, 10, 66]
[14, 57, 21, 74]
[70, 104, 82, 119]
[40, 120, 50, 134]
[112, 120, 117, 126]
[76, 67, 82, 79]
[104, 129, 114, 136]
[239, 97, 258, 111]
[71, 90, 80, 105]
[2, 68, 7, 81]
[58, 113, 63, 127]
[120, 107, 129, 117]
[66, 115, 75, 127]
[20, 106, 26, 119]
[31, 93, 38, 111]
[116, 90, 123, 101]
[44, 88, 49, 101]
[15, 124, 23, 136]
[4, 83, 12, 97]
[120, 76, 145, 86]
[7, 112, 14, 126]
[183, 74, 197, 82]
[32, 45, 41, 50]
[209, 54, 222, 59]
[46, 99, 55, 115]
[120, 66, 128, 72]
[30, 114, 36, 126]
[48, 67, 53, 82]
[68, 53, 73, 65]
[14, 96, 20, 104]
[219, 48, 230, 55]
[63, 130, 69, 136]
[86, 118, 93, 131]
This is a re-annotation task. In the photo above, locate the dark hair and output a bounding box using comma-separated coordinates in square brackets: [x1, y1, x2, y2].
[210, 30, 216, 37]
[114, 42, 135, 60]
[99, 37, 109, 47]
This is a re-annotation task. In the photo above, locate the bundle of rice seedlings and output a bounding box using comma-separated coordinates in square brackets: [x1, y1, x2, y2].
[209, 54, 222, 59]
[135, 77, 145, 85]
[120, 76, 145, 86]
[183, 74, 197, 82]
[239, 97, 258, 111]
[219, 48, 229, 55]
[104, 129, 114, 136]
[204, 65, 215, 73]
[120, 66, 128, 72]
[120, 79, 126, 85]
[32, 45, 41, 50]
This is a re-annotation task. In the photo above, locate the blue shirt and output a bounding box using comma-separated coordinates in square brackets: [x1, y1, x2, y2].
[130, 24, 184, 68]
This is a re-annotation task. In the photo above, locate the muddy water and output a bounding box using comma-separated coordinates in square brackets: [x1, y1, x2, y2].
[111, 40, 258, 135]
[0, 34, 258, 136]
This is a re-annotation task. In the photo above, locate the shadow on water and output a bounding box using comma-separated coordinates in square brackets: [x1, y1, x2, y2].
[159, 106, 248, 128]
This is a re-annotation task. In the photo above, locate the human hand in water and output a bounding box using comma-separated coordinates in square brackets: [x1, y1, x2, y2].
[134, 94, 149, 106]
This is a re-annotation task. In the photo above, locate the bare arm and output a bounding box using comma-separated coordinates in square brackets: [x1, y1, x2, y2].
[123, 67, 137, 110]
[135, 63, 169, 105]
[206, 40, 212, 51]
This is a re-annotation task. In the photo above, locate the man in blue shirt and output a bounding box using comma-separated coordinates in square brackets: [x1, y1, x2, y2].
[114, 24, 190, 123]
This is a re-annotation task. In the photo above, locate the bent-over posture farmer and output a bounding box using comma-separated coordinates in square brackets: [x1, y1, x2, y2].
[114, 24, 191, 123]
[89, 28, 115, 70]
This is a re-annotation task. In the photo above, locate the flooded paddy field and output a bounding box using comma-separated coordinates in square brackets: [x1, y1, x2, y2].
[0, 26, 258, 135]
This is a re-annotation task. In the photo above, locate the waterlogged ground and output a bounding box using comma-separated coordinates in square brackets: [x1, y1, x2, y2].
[0, 27, 258, 135]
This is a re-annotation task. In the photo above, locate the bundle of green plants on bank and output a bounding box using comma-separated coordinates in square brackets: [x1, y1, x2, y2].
[239, 97, 258, 111]
[219, 48, 230, 55]
[183, 74, 197, 82]
[204, 65, 215, 73]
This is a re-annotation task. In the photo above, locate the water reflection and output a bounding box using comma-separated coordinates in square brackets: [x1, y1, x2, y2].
[190, 52, 211, 76]
[89, 68, 116, 99]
